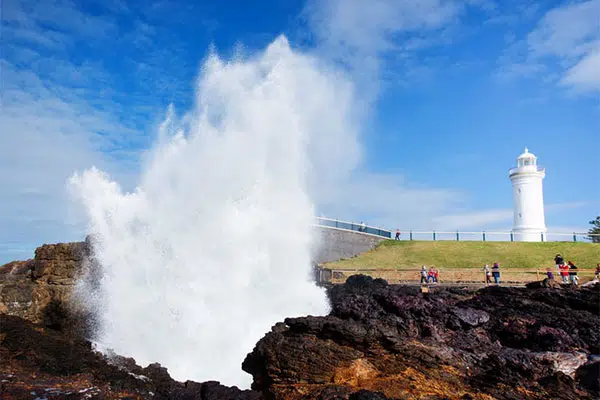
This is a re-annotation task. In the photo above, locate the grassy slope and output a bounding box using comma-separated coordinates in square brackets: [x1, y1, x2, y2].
[325, 240, 600, 269]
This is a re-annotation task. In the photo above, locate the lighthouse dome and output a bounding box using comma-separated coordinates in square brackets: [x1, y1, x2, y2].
[517, 147, 537, 167]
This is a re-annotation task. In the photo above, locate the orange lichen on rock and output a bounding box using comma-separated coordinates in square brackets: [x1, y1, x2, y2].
[332, 358, 379, 386]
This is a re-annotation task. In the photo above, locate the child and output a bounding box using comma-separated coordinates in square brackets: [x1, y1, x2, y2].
[559, 263, 569, 284]
[420, 265, 428, 284]
[546, 268, 554, 280]
[568, 261, 578, 286]
[483, 264, 492, 284]
[428, 267, 436, 283]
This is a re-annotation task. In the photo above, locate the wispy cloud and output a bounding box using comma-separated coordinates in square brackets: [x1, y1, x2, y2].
[430, 201, 591, 232]
[315, 172, 464, 230]
[0, 0, 147, 262]
[0, 57, 140, 259]
[304, 0, 492, 96]
[497, 0, 600, 93]
[304, 0, 501, 231]
[433, 209, 514, 231]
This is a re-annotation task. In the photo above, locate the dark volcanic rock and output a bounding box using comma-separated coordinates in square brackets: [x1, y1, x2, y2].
[0, 314, 261, 399]
[243, 276, 600, 399]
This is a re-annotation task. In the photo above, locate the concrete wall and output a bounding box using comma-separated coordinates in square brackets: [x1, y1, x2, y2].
[313, 226, 386, 264]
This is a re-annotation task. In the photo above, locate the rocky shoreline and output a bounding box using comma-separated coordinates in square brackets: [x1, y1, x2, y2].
[1, 242, 599, 399]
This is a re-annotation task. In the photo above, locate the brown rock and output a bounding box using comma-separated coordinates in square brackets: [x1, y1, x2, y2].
[0, 241, 88, 325]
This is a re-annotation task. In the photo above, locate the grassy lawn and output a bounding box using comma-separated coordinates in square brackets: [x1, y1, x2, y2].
[325, 240, 600, 270]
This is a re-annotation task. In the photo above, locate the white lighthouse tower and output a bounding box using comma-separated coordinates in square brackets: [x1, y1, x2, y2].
[509, 148, 547, 242]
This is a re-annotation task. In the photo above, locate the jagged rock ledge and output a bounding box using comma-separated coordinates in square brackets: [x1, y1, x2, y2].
[242, 276, 599, 399]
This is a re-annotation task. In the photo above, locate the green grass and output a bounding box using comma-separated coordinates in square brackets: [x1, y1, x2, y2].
[325, 240, 600, 269]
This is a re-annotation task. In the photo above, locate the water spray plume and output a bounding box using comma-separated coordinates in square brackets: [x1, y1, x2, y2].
[70, 36, 359, 387]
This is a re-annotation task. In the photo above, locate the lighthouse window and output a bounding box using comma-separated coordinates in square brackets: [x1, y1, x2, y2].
[524, 159, 530, 166]
[519, 213, 522, 218]
[518, 188, 521, 193]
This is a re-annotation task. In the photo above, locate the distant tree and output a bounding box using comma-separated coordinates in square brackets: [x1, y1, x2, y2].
[589, 216, 600, 243]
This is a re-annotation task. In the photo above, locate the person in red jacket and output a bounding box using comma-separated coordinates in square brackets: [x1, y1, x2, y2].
[558, 263, 570, 284]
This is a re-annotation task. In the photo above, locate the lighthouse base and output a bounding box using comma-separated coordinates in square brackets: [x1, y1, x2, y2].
[513, 228, 547, 242]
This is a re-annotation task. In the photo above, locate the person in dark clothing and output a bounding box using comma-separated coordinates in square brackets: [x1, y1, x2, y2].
[568, 261, 578, 286]
[395, 230, 400, 240]
[491, 262, 501, 284]
[546, 268, 554, 280]
[554, 254, 564, 266]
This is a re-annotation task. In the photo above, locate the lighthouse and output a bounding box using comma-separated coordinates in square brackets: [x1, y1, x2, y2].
[509, 148, 547, 242]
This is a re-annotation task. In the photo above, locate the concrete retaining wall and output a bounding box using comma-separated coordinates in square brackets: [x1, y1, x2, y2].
[313, 226, 386, 264]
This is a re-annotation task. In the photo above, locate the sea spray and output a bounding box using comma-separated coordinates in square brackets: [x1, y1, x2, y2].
[70, 36, 359, 387]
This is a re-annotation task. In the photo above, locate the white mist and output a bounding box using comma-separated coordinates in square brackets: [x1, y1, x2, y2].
[70, 36, 359, 388]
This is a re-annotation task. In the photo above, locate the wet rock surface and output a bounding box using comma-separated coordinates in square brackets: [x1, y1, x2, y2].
[2, 243, 599, 399]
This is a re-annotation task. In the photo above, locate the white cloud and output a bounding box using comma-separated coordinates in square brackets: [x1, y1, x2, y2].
[527, 0, 600, 59]
[300, 0, 504, 233]
[304, 0, 490, 97]
[0, 61, 139, 263]
[500, 0, 600, 92]
[561, 49, 600, 91]
[4, 0, 118, 42]
[315, 172, 464, 230]
[433, 209, 514, 230]
[0, 0, 185, 262]
[428, 201, 591, 232]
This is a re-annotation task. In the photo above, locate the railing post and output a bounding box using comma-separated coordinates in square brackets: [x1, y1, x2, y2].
[573, 232, 577, 242]
[433, 231, 436, 241]
[456, 231, 460, 241]
[410, 231, 413, 241]
[510, 232, 514, 242]
[335, 219, 338, 228]
[483, 231, 486, 241]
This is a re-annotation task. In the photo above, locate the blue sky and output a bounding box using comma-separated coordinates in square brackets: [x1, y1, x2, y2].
[1, 0, 599, 262]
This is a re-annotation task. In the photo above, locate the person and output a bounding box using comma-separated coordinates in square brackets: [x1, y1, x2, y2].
[491, 262, 501, 284]
[546, 268, 554, 280]
[433, 267, 439, 283]
[595, 264, 600, 280]
[554, 254, 564, 267]
[360, 221, 366, 232]
[558, 262, 570, 284]
[428, 267, 436, 283]
[568, 261, 578, 286]
[395, 229, 401, 240]
[420, 265, 428, 284]
[483, 264, 492, 285]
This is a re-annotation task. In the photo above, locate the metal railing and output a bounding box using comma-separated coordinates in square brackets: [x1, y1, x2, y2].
[398, 230, 598, 242]
[509, 166, 545, 175]
[315, 217, 599, 243]
[315, 217, 392, 238]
